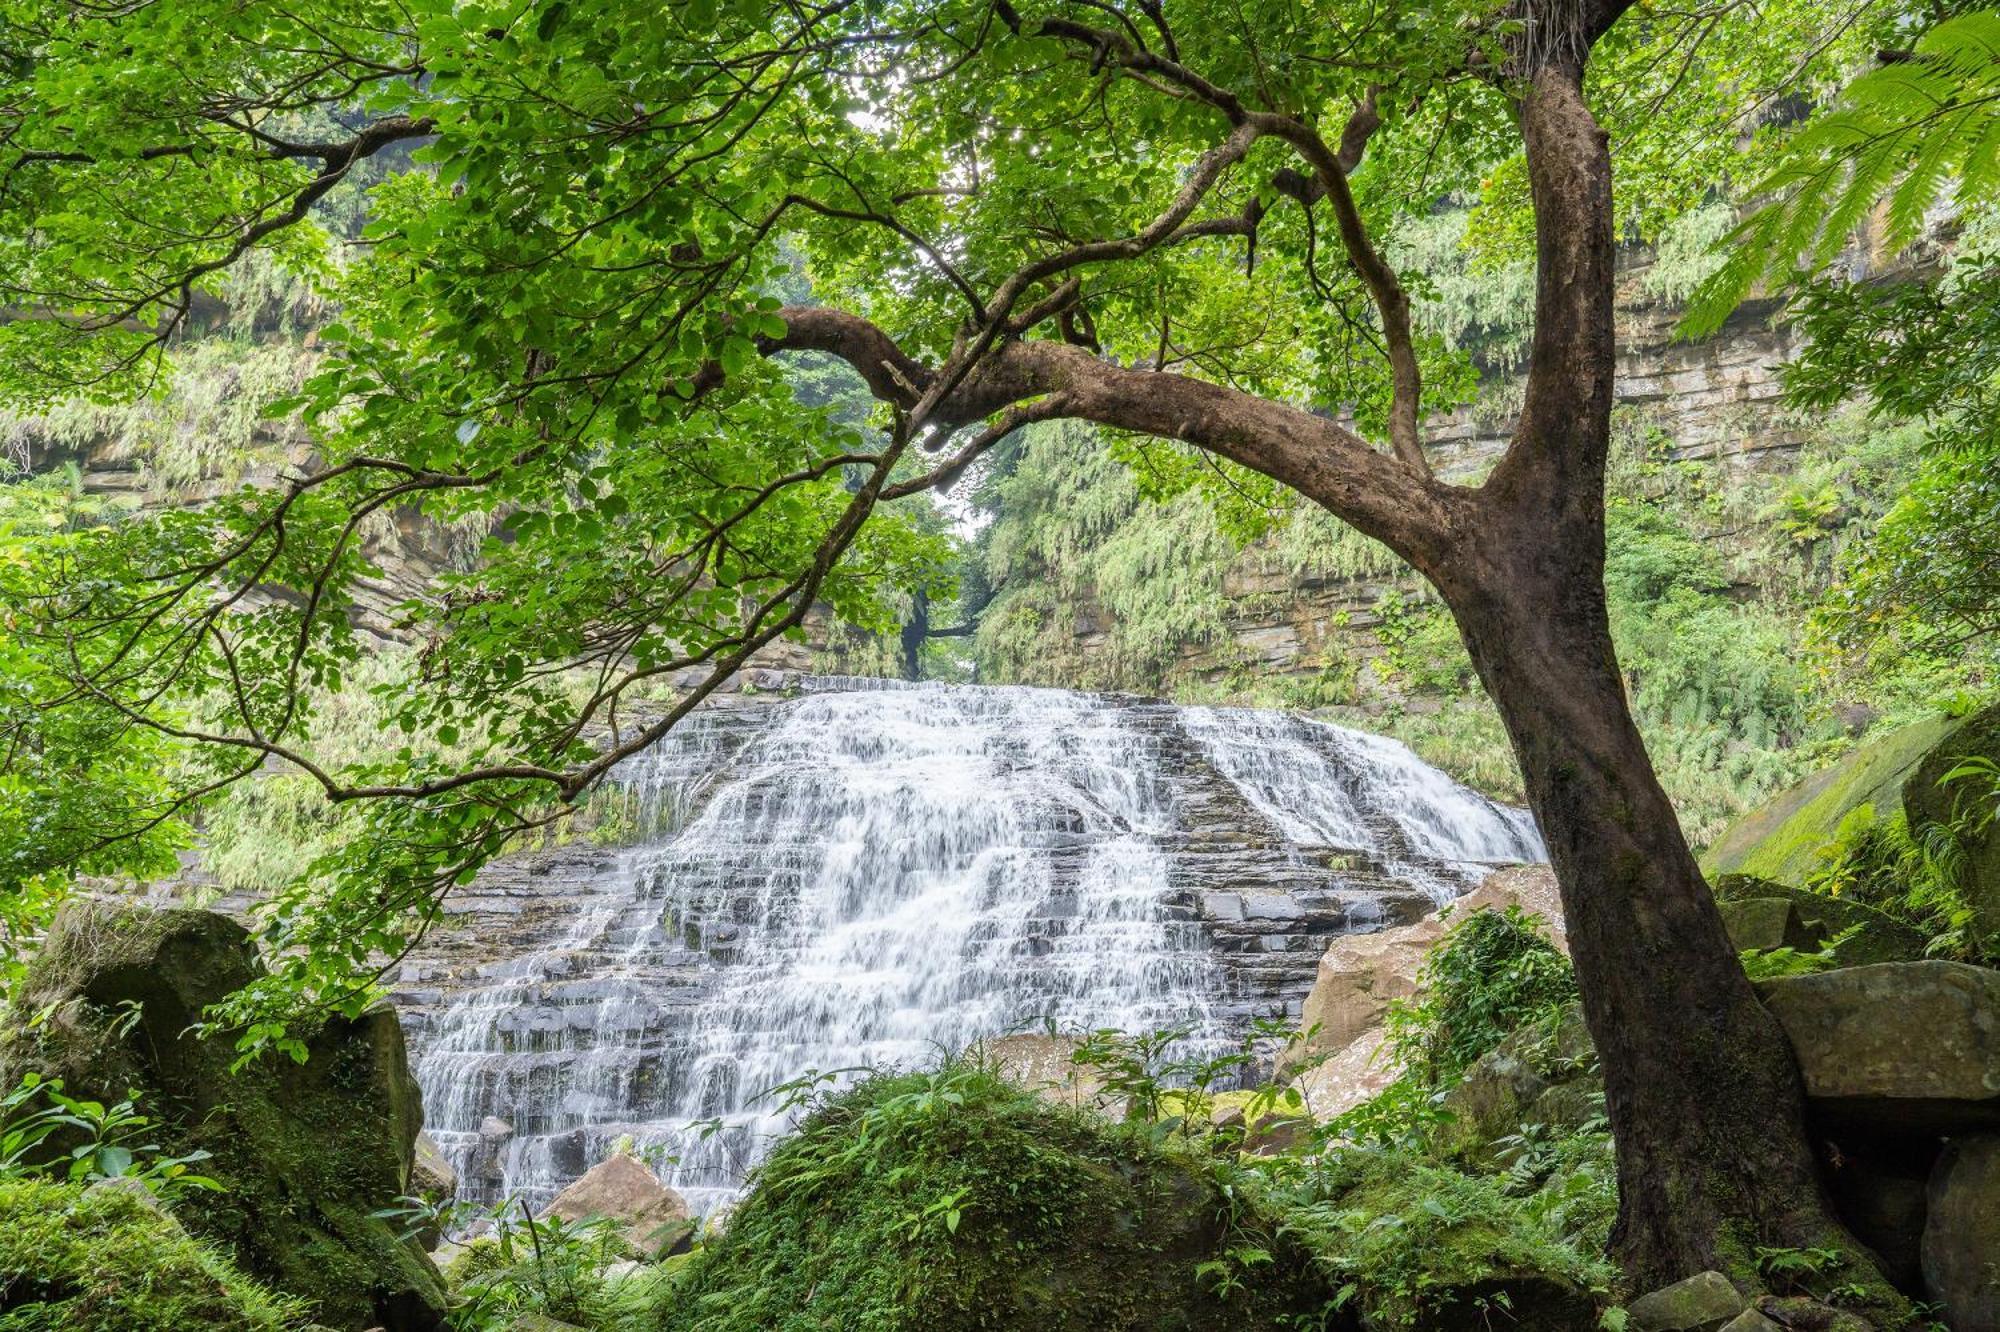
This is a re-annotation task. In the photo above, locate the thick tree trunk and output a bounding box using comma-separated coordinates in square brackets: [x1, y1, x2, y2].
[1432, 515, 1856, 1289]
[1401, 51, 1895, 1296]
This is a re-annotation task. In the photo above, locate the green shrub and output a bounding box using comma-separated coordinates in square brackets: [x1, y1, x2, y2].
[1388, 906, 1579, 1089]
[440, 1210, 669, 1332]
[0, 1176, 304, 1331]
[1270, 1141, 1619, 1330]
[1804, 802, 1988, 962]
[648, 1060, 1333, 1332]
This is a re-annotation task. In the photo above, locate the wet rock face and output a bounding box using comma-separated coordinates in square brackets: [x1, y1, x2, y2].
[392, 682, 1542, 1214]
[0, 901, 446, 1332]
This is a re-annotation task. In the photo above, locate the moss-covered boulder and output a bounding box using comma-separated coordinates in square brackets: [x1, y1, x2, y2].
[0, 1176, 304, 1330]
[1711, 875, 1928, 966]
[652, 1064, 1339, 1331]
[0, 901, 446, 1331]
[1703, 710, 1968, 887]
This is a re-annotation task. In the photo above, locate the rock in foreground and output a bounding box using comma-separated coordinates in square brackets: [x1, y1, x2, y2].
[539, 1152, 692, 1258]
[1758, 961, 2000, 1132]
[651, 1063, 1335, 1331]
[0, 901, 446, 1331]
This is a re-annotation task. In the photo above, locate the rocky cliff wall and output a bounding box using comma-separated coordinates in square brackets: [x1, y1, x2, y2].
[1055, 258, 1810, 700]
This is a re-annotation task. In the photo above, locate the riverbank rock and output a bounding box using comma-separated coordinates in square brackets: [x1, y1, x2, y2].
[1923, 1135, 2000, 1332]
[1287, 865, 1567, 1119]
[0, 901, 446, 1331]
[539, 1153, 692, 1259]
[1758, 961, 2000, 1133]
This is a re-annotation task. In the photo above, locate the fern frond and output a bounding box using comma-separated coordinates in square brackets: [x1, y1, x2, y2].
[1682, 10, 2000, 337]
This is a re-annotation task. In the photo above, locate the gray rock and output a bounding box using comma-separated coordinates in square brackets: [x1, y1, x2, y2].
[1923, 1134, 2000, 1332]
[1718, 1313, 1782, 1332]
[412, 1132, 457, 1202]
[1628, 1271, 1747, 1332]
[1759, 961, 2000, 1133]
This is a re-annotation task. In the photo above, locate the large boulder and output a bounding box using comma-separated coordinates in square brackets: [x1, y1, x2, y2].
[1703, 708, 1969, 886]
[0, 901, 446, 1331]
[538, 1153, 692, 1259]
[1758, 961, 2000, 1133]
[650, 1065, 1337, 1331]
[1287, 865, 1566, 1118]
[1923, 1135, 2000, 1332]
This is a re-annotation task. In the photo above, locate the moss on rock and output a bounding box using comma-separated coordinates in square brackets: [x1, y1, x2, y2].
[1711, 875, 1928, 966]
[0, 901, 445, 1331]
[649, 1063, 1337, 1331]
[0, 1176, 305, 1330]
[1702, 712, 1963, 887]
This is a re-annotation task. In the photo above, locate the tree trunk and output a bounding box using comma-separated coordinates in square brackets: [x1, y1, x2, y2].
[1431, 508, 1862, 1289]
[1403, 47, 1895, 1297]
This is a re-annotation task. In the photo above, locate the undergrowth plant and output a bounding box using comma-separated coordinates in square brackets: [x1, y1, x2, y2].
[0, 1073, 217, 1201]
[441, 1205, 666, 1332]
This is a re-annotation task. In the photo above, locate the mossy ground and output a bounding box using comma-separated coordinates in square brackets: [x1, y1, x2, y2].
[0, 1177, 306, 1331]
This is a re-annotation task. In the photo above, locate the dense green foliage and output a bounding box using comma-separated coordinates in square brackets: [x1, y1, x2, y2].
[439, 1212, 672, 1332]
[1686, 11, 2000, 334]
[651, 1062, 1331, 1332]
[1387, 906, 1579, 1088]
[0, 0, 1951, 1026]
[0, 1177, 305, 1331]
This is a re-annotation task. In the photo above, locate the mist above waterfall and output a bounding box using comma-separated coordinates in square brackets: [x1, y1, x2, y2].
[403, 680, 1542, 1214]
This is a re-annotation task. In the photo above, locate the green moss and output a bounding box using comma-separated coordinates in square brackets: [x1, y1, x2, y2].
[1270, 1142, 1618, 1330]
[649, 1063, 1334, 1332]
[1702, 709, 1964, 885]
[0, 904, 445, 1330]
[0, 1177, 305, 1331]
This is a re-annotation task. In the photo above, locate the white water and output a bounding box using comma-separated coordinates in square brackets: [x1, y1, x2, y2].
[411, 681, 1541, 1213]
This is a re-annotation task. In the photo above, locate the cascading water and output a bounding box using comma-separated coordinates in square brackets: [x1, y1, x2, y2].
[404, 680, 1542, 1215]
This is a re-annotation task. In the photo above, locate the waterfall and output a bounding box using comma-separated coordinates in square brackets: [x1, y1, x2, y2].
[405, 680, 1542, 1215]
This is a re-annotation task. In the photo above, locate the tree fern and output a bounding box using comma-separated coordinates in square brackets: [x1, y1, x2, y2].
[1684, 11, 2000, 335]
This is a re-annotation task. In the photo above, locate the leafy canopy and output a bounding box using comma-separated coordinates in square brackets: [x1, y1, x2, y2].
[0, 0, 1932, 1026]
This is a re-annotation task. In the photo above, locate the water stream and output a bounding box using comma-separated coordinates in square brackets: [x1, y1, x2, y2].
[408, 681, 1541, 1213]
